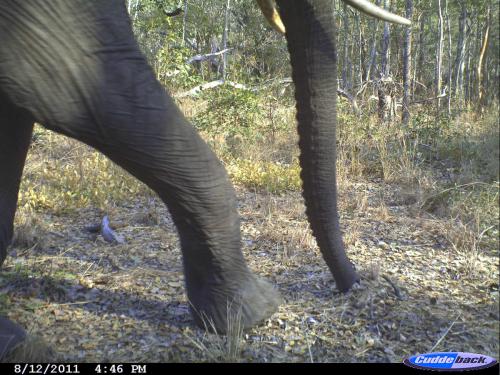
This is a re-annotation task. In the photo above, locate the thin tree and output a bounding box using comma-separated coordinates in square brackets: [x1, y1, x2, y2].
[377, 0, 392, 121]
[414, 10, 426, 96]
[453, 1, 467, 102]
[445, 0, 452, 115]
[182, 0, 189, 46]
[365, 0, 382, 82]
[355, 12, 363, 88]
[477, 4, 491, 105]
[402, 0, 413, 125]
[221, 0, 231, 80]
[380, 0, 391, 77]
[342, 3, 353, 91]
[435, 0, 444, 113]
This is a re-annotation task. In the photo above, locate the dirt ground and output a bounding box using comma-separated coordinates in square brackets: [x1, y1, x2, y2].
[2, 180, 498, 362]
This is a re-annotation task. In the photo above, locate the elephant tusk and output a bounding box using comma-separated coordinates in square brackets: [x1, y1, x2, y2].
[343, 0, 411, 26]
[257, 0, 409, 35]
[256, 0, 286, 34]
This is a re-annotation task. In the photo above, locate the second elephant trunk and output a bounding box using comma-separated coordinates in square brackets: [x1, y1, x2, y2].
[277, 0, 359, 292]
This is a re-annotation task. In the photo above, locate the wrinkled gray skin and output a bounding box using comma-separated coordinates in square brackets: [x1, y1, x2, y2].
[0, 0, 359, 358]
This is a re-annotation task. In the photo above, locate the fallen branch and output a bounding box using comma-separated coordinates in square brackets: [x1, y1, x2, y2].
[430, 313, 461, 352]
[175, 80, 252, 98]
[411, 92, 447, 105]
[186, 49, 233, 64]
[337, 88, 360, 114]
[260, 77, 293, 87]
[177, 77, 365, 112]
[382, 275, 404, 300]
[355, 81, 371, 98]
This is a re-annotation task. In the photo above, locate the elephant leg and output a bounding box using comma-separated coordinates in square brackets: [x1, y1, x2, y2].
[0, 96, 32, 359]
[0, 95, 34, 265]
[0, 317, 28, 361]
[0, 1, 280, 332]
[78, 91, 282, 331]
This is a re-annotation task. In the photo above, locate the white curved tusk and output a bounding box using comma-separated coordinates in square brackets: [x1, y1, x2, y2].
[343, 0, 411, 26]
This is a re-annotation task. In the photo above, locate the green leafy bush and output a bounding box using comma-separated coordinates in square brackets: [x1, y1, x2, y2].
[194, 85, 266, 139]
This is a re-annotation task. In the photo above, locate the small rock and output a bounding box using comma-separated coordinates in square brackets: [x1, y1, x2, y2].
[378, 240, 390, 249]
[306, 316, 319, 326]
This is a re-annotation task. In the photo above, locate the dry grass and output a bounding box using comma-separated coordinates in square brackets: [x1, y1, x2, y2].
[12, 211, 48, 251]
[441, 219, 496, 279]
[21, 126, 152, 214]
[0, 103, 498, 362]
[186, 303, 245, 362]
[3, 335, 56, 363]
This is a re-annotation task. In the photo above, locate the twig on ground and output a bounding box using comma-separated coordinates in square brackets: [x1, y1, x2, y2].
[382, 275, 404, 300]
[430, 313, 462, 352]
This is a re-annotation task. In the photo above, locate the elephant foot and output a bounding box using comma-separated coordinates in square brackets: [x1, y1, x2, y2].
[0, 317, 56, 362]
[189, 276, 282, 334]
[0, 317, 27, 361]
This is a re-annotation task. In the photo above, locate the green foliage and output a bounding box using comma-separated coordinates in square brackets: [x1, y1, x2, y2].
[156, 45, 202, 88]
[20, 127, 151, 213]
[194, 85, 265, 138]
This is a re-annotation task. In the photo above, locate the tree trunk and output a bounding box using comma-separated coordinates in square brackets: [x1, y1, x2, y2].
[464, 13, 474, 105]
[380, 0, 391, 77]
[355, 12, 363, 87]
[435, 0, 444, 114]
[342, 3, 352, 91]
[453, 2, 467, 103]
[221, 0, 231, 80]
[378, 0, 391, 122]
[365, 0, 382, 82]
[182, 0, 188, 46]
[415, 11, 426, 95]
[477, 5, 490, 105]
[411, 12, 420, 97]
[402, 0, 412, 125]
[445, 0, 452, 115]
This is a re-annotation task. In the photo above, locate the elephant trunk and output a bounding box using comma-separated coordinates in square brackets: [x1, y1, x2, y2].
[277, 0, 359, 292]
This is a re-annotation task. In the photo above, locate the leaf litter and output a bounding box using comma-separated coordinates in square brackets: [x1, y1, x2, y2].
[1, 182, 498, 362]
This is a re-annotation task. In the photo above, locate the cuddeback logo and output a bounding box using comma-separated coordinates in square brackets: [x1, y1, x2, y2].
[404, 352, 498, 371]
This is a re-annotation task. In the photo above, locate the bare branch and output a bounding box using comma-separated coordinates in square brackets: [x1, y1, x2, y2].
[175, 80, 252, 98]
[186, 49, 233, 64]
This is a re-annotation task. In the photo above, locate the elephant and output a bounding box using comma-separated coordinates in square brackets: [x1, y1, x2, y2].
[0, 0, 409, 360]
